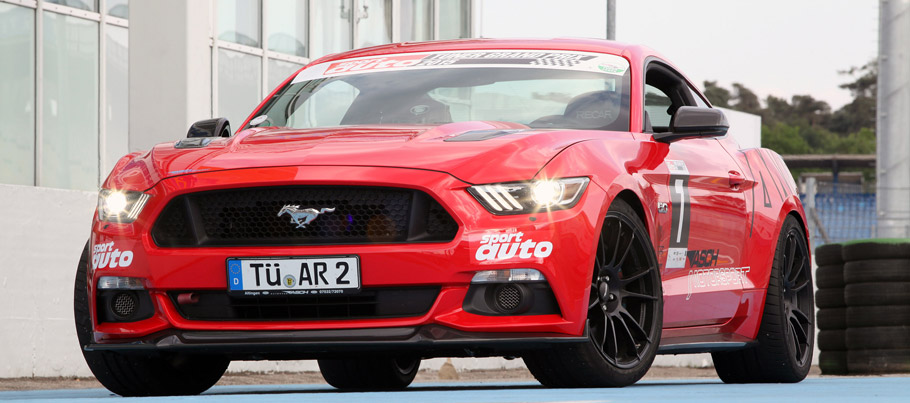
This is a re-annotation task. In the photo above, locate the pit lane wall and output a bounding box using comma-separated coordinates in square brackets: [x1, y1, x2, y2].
[0, 183, 741, 377]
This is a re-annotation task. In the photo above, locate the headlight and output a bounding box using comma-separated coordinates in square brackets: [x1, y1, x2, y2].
[97, 189, 150, 223]
[467, 177, 589, 215]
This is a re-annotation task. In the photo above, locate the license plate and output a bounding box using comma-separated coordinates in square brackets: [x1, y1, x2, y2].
[227, 256, 360, 296]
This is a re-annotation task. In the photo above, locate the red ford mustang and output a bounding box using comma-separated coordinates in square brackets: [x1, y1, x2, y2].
[74, 39, 813, 396]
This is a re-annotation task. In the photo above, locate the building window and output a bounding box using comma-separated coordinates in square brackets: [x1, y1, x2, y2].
[218, 0, 261, 47]
[0, 3, 35, 186]
[218, 48, 262, 128]
[438, 0, 470, 40]
[41, 11, 100, 191]
[311, 0, 353, 57]
[401, 0, 433, 42]
[267, 0, 307, 58]
[0, 0, 129, 190]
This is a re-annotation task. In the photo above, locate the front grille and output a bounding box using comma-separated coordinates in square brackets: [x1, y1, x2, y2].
[169, 287, 440, 321]
[151, 186, 458, 247]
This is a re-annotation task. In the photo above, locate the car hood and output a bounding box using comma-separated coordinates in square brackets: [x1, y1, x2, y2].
[106, 121, 624, 190]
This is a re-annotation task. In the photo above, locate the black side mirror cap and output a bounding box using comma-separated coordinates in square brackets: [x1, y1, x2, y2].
[653, 106, 729, 143]
[187, 118, 231, 138]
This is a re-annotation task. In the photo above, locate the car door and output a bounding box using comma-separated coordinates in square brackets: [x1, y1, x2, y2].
[642, 63, 750, 328]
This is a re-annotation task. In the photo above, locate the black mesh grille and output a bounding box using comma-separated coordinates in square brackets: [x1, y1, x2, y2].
[151, 186, 458, 247]
[112, 292, 138, 318]
[169, 287, 439, 321]
[495, 285, 522, 311]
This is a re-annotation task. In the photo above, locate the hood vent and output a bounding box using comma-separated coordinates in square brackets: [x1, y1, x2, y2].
[444, 129, 524, 142]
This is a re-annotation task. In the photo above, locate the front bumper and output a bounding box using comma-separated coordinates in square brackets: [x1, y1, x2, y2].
[85, 324, 588, 359]
[88, 165, 606, 348]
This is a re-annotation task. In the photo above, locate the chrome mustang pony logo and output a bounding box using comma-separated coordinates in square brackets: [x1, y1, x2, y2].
[277, 205, 336, 228]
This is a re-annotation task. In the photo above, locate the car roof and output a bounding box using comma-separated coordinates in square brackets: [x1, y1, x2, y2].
[310, 38, 665, 66]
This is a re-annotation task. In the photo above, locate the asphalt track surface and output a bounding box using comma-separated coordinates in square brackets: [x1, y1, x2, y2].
[3, 377, 909, 402]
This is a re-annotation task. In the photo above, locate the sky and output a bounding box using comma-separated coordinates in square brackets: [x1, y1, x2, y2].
[479, 0, 879, 110]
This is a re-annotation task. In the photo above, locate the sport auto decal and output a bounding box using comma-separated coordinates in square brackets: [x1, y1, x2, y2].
[475, 231, 553, 262]
[665, 160, 691, 269]
[92, 242, 134, 269]
[686, 266, 751, 300]
[292, 50, 630, 83]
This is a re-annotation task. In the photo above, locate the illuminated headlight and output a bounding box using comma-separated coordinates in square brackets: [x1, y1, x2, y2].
[97, 189, 150, 223]
[467, 177, 589, 215]
[471, 269, 545, 283]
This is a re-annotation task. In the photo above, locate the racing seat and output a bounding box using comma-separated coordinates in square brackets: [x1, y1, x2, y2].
[562, 90, 620, 128]
[341, 94, 452, 125]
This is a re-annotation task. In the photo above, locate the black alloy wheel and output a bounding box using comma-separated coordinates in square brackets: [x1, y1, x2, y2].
[781, 226, 814, 367]
[524, 199, 662, 387]
[588, 210, 662, 369]
[712, 216, 814, 383]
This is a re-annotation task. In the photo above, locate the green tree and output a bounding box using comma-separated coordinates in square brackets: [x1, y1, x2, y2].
[731, 83, 762, 115]
[702, 80, 731, 107]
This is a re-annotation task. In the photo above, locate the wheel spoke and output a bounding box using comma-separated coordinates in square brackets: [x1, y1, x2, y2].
[790, 317, 809, 344]
[791, 277, 810, 293]
[789, 321, 804, 359]
[619, 309, 651, 343]
[589, 284, 601, 310]
[620, 267, 652, 285]
[617, 316, 642, 360]
[784, 235, 796, 277]
[608, 316, 619, 361]
[615, 233, 636, 269]
[610, 220, 623, 266]
[622, 291, 658, 301]
[791, 307, 810, 325]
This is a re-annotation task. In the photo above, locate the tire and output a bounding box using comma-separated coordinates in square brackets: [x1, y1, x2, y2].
[846, 326, 910, 350]
[817, 329, 847, 351]
[74, 243, 229, 396]
[818, 350, 848, 375]
[842, 239, 910, 261]
[523, 199, 662, 387]
[846, 305, 910, 328]
[815, 288, 845, 308]
[814, 243, 843, 266]
[843, 259, 910, 284]
[815, 265, 845, 289]
[318, 357, 420, 390]
[848, 349, 910, 374]
[712, 216, 814, 383]
[816, 308, 846, 330]
[844, 283, 910, 306]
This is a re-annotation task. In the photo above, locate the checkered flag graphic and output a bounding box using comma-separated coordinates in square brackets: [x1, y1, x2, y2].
[529, 58, 583, 67]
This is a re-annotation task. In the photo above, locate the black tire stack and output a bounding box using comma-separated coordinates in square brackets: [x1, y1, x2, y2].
[842, 239, 910, 374]
[814, 243, 848, 375]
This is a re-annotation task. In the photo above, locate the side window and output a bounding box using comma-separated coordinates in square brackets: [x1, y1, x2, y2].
[644, 84, 672, 130]
[288, 80, 359, 128]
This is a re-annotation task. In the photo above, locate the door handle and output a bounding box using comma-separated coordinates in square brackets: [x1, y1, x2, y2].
[728, 170, 744, 189]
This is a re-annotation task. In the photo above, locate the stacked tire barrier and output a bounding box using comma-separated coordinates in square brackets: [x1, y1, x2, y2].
[815, 243, 848, 375]
[842, 239, 910, 374]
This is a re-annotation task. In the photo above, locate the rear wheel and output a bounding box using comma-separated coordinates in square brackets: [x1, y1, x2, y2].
[318, 356, 420, 390]
[712, 216, 814, 383]
[74, 243, 229, 397]
[523, 199, 662, 387]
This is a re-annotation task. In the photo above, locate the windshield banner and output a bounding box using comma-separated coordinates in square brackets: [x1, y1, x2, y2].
[292, 50, 629, 83]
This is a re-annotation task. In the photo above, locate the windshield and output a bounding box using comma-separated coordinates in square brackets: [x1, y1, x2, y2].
[247, 50, 631, 131]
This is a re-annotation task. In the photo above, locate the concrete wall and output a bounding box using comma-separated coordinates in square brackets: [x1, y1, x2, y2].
[0, 184, 96, 377]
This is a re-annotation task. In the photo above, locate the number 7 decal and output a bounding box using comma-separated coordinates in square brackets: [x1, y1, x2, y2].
[666, 160, 691, 269]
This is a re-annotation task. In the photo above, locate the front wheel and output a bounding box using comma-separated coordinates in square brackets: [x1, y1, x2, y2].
[524, 199, 662, 387]
[712, 215, 814, 383]
[74, 243, 229, 396]
[318, 356, 420, 390]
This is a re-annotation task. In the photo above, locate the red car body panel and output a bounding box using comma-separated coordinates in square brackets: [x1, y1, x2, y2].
[86, 38, 807, 355]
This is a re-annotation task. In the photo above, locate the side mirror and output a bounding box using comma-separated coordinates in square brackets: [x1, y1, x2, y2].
[653, 107, 729, 143]
[187, 118, 231, 138]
